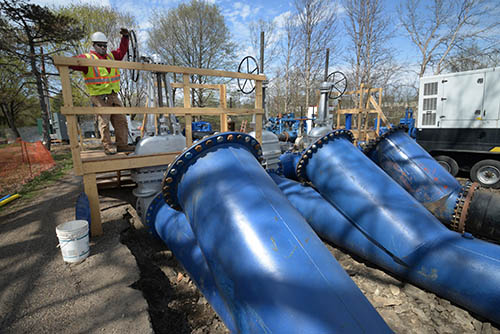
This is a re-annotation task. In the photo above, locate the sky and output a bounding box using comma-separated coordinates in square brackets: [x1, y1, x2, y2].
[31, 0, 415, 69]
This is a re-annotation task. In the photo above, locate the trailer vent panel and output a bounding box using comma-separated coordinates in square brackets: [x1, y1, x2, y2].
[422, 111, 436, 125]
[424, 82, 438, 96]
[423, 97, 437, 111]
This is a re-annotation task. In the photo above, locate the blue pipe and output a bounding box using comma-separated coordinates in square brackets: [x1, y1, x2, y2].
[279, 151, 301, 180]
[290, 131, 500, 324]
[345, 114, 352, 130]
[162, 132, 391, 333]
[364, 127, 463, 225]
[364, 128, 500, 242]
[146, 194, 237, 333]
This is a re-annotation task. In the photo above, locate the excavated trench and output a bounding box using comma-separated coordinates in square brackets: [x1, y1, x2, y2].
[120, 218, 229, 334]
[112, 184, 500, 334]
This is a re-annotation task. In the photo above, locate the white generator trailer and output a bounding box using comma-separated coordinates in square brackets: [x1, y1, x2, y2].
[416, 67, 500, 188]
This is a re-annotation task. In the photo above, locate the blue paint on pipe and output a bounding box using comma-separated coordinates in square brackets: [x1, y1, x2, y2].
[279, 151, 301, 180]
[365, 129, 462, 223]
[166, 134, 391, 333]
[298, 132, 444, 260]
[345, 114, 352, 130]
[147, 195, 238, 333]
[289, 132, 500, 324]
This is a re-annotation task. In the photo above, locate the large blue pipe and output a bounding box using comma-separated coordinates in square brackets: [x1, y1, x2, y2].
[289, 131, 500, 324]
[279, 151, 301, 180]
[364, 127, 500, 242]
[364, 127, 462, 225]
[145, 194, 237, 333]
[162, 132, 391, 333]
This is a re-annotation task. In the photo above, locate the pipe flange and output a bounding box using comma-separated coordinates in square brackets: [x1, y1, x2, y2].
[362, 124, 408, 155]
[450, 182, 480, 233]
[296, 130, 354, 183]
[145, 193, 164, 233]
[162, 132, 263, 210]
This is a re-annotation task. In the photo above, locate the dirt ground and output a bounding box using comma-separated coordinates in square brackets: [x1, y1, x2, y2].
[1, 145, 500, 333]
[117, 186, 500, 334]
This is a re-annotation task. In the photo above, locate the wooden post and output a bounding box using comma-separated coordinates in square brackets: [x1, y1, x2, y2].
[77, 123, 84, 150]
[357, 84, 364, 141]
[336, 99, 341, 129]
[255, 80, 263, 144]
[363, 87, 372, 141]
[58, 66, 82, 175]
[183, 74, 193, 146]
[219, 84, 228, 132]
[83, 173, 103, 236]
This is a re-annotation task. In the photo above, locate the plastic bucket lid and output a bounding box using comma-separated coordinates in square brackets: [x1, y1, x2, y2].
[56, 220, 88, 237]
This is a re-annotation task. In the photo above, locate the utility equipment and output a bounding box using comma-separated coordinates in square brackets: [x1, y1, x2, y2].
[416, 67, 500, 187]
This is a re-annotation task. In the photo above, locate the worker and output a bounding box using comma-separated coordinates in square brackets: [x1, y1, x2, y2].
[70, 29, 134, 155]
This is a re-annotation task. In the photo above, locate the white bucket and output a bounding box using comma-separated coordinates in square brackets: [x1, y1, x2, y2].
[56, 220, 90, 263]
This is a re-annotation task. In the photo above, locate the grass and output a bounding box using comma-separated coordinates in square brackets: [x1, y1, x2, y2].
[17, 150, 74, 200]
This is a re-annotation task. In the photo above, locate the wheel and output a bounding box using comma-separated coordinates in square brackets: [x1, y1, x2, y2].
[126, 30, 140, 82]
[326, 71, 347, 99]
[434, 155, 459, 176]
[470, 159, 500, 188]
[237, 56, 259, 94]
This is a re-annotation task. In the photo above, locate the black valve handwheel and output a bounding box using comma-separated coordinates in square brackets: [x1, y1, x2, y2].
[127, 30, 140, 82]
[327, 71, 347, 99]
[237, 56, 260, 94]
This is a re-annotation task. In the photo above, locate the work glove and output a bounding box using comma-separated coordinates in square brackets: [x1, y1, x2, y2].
[120, 28, 129, 37]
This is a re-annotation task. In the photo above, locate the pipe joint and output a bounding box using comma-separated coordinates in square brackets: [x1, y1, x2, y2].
[451, 182, 480, 233]
[162, 132, 263, 210]
[296, 130, 354, 182]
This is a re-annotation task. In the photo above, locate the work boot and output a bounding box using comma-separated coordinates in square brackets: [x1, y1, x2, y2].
[117, 145, 135, 153]
[104, 147, 116, 155]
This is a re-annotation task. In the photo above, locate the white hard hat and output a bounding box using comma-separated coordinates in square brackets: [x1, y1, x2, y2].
[91, 32, 108, 43]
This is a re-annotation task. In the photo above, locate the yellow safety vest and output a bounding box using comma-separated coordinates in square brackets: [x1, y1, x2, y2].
[82, 53, 120, 96]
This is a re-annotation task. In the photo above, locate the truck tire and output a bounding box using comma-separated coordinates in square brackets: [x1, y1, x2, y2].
[434, 155, 459, 176]
[470, 159, 500, 188]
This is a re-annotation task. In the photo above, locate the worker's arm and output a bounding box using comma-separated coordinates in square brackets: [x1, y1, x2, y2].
[111, 33, 129, 61]
[69, 54, 89, 74]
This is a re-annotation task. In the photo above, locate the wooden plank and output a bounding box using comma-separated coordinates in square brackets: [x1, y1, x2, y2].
[61, 106, 264, 116]
[77, 123, 84, 149]
[82, 152, 180, 174]
[363, 87, 372, 141]
[57, 66, 83, 175]
[183, 74, 193, 147]
[358, 84, 364, 141]
[83, 173, 103, 237]
[219, 84, 228, 132]
[171, 83, 221, 89]
[369, 95, 391, 128]
[255, 81, 263, 144]
[337, 108, 378, 114]
[53, 56, 266, 81]
[255, 114, 263, 144]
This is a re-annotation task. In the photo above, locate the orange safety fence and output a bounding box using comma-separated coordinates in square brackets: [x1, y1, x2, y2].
[0, 139, 56, 195]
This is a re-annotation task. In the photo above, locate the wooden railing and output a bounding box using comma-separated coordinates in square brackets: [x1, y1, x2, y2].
[53, 56, 266, 236]
[334, 84, 390, 142]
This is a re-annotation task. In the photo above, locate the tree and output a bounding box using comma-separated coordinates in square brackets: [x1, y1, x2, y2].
[0, 56, 38, 137]
[147, 0, 236, 107]
[248, 19, 280, 73]
[281, 12, 301, 115]
[293, 0, 338, 110]
[0, 0, 84, 149]
[445, 43, 500, 72]
[398, 0, 500, 76]
[343, 0, 397, 89]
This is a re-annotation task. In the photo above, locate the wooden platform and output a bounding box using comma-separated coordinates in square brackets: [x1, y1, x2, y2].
[54, 56, 265, 237]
